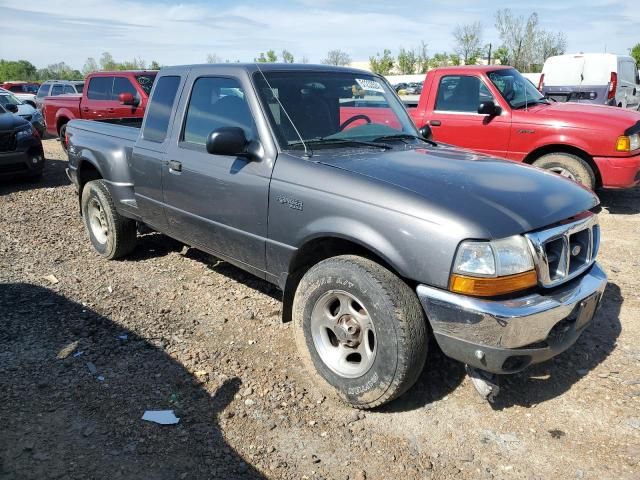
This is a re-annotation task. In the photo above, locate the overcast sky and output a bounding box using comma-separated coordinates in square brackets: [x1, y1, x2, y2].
[1, 0, 638, 70]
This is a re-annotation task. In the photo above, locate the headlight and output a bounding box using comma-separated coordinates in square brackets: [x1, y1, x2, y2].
[616, 133, 640, 152]
[450, 235, 537, 296]
[15, 124, 34, 140]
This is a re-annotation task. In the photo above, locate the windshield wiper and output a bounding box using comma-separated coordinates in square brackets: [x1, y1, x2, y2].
[514, 99, 550, 109]
[288, 138, 392, 150]
[374, 133, 438, 147]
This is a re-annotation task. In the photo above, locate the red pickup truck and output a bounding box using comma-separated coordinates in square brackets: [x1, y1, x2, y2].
[43, 71, 157, 149]
[405, 65, 640, 189]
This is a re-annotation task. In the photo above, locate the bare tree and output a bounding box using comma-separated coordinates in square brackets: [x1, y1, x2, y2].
[495, 9, 565, 71]
[281, 50, 295, 63]
[322, 49, 351, 66]
[82, 57, 98, 75]
[301, 56, 310, 64]
[206, 53, 222, 64]
[416, 41, 429, 73]
[452, 22, 483, 65]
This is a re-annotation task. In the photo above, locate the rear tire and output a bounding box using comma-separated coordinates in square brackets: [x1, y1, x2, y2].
[532, 153, 595, 190]
[293, 255, 428, 409]
[81, 180, 137, 259]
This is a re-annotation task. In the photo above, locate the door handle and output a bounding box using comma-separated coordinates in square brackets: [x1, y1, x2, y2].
[107, 107, 115, 113]
[168, 160, 182, 173]
[430, 120, 442, 126]
[82, 107, 89, 112]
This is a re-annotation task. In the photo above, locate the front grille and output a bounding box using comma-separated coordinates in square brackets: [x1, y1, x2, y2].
[526, 212, 599, 288]
[0, 131, 17, 152]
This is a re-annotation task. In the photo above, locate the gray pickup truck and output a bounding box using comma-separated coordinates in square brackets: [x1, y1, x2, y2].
[66, 64, 607, 408]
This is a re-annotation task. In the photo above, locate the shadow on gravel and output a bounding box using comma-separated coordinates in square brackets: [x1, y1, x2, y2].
[0, 158, 70, 195]
[491, 282, 622, 410]
[0, 283, 264, 480]
[124, 234, 282, 302]
[598, 186, 640, 215]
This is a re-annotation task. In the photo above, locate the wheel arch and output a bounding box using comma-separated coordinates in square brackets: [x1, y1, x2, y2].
[281, 235, 411, 324]
[523, 144, 602, 188]
[76, 157, 103, 213]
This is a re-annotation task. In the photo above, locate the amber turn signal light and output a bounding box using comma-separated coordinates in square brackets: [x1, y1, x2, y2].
[450, 270, 538, 297]
[616, 136, 631, 152]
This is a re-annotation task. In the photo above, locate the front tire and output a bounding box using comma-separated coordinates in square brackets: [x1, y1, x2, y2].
[532, 153, 595, 190]
[81, 180, 137, 259]
[59, 123, 68, 152]
[293, 255, 428, 409]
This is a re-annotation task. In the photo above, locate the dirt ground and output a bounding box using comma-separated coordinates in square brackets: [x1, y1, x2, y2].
[1, 139, 639, 480]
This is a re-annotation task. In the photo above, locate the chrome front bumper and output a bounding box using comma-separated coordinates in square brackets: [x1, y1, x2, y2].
[416, 263, 607, 373]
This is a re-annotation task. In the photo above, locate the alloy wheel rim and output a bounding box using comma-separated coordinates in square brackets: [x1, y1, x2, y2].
[548, 166, 576, 181]
[88, 198, 108, 244]
[310, 290, 377, 379]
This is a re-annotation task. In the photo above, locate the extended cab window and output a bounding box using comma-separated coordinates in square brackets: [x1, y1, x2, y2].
[63, 85, 76, 94]
[435, 76, 493, 113]
[87, 77, 114, 101]
[142, 76, 180, 143]
[182, 77, 255, 146]
[112, 77, 138, 100]
[51, 85, 64, 96]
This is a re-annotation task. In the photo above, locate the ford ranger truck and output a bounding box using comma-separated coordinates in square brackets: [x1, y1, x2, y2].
[64, 64, 607, 408]
[43, 70, 157, 151]
[405, 65, 640, 190]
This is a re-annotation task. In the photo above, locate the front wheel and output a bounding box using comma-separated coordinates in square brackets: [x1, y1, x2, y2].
[293, 255, 428, 409]
[532, 153, 595, 190]
[81, 180, 137, 259]
[59, 123, 68, 152]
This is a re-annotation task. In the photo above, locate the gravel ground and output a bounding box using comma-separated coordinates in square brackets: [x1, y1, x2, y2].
[1, 139, 639, 480]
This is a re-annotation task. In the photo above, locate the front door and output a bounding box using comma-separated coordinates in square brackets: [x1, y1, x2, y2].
[427, 74, 512, 158]
[162, 74, 272, 274]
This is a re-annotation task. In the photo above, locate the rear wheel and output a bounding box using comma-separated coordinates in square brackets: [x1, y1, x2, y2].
[81, 180, 137, 259]
[532, 153, 595, 190]
[293, 255, 428, 409]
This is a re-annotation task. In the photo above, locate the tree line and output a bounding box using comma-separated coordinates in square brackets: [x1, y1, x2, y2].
[0, 52, 163, 83]
[2, 7, 639, 84]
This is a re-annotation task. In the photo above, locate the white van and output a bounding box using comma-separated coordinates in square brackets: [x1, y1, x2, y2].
[540, 53, 640, 109]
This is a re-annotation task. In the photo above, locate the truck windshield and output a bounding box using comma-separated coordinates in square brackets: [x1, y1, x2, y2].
[0, 92, 22, 106]
[488, 68, 548, 109]
[253, 70, 419, 150]
[136, 74, 157, 95]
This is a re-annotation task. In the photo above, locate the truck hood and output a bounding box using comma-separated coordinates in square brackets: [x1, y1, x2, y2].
[0, 112, 30, 130]
[315, 145, 599, 239]
[520, 102, 640, 133]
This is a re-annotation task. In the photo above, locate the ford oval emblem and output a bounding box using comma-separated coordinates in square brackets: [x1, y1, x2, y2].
[571, 245, 582, 257]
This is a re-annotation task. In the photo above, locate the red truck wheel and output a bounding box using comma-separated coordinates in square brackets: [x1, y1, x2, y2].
[533, 153, 595, 190]
[59, 124, 68, 152]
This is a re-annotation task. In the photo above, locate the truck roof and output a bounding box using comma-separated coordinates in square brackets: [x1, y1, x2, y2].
[428, 65, 514, 74]
[159, 63, 376, 76]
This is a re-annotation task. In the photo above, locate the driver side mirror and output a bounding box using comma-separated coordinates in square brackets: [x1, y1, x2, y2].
[5, 103, 18, 113]
[478, 101, 501, 116]
[206, 127, 255, 158]
[418, 125, 432, 140]
[118, 92, 138, 106]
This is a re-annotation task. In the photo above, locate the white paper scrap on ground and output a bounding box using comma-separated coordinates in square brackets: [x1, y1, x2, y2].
[141, 410, 180, 425]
